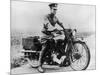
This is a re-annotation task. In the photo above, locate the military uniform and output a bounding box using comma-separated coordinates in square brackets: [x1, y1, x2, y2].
[41, 13, 64, 41]
[38, 3, 65, 72]
[43, 14, 62, 31]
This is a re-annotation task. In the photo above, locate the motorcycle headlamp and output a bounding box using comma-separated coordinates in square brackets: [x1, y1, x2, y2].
[72, 29, 77, 36]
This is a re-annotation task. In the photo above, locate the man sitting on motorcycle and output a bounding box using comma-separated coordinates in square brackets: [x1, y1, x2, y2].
[38, 3, 66, 72]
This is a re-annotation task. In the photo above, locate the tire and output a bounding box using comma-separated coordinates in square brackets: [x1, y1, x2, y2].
[70, 41, 90, 70]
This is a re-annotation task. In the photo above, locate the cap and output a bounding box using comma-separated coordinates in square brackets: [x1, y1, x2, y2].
[48, 3, 58, 8]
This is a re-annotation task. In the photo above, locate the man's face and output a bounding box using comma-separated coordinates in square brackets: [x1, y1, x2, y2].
[50, 7, 57, 15]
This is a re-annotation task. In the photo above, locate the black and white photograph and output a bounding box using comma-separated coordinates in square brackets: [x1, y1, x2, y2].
[10, 0, 96, 74]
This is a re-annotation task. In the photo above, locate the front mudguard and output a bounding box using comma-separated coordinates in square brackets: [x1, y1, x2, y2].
[67, 38, 87, 55]
[73, 37, 86, 44]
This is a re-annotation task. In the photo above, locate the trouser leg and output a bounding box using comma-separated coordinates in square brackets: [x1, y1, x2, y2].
[38, 44, 46, 67]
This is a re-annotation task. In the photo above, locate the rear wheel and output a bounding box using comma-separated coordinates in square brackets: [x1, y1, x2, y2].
[70, 41, 90, 70]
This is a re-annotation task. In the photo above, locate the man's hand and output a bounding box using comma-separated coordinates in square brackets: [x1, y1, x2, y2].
[53, 28, 59, 32]
[53, 29, 62, 35]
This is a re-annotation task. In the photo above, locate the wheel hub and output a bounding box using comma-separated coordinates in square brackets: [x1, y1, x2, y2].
[73, 53, 81, 60]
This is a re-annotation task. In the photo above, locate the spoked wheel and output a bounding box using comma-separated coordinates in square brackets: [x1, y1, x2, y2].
[70, 41, 90, 70]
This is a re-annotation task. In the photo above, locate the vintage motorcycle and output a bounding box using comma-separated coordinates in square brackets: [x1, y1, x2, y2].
[21, 28, 90, 73]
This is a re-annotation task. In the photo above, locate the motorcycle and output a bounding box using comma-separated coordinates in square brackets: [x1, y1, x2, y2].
[21, 28, 90, 73]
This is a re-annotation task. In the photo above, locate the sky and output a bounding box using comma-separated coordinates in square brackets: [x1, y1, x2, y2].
[11, 0, 95, 35]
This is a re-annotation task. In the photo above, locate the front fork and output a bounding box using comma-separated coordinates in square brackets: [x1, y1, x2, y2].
[64, 41, 76, 61]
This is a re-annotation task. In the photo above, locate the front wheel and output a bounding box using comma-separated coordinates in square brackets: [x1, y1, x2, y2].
[70, 41, 90, 70]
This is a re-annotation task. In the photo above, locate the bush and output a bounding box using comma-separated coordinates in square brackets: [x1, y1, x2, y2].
[11, 56, 27, 69]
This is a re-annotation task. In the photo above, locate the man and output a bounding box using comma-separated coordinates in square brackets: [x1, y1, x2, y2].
[42, 3, 65, 36]
[38, 3, 65, 72]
